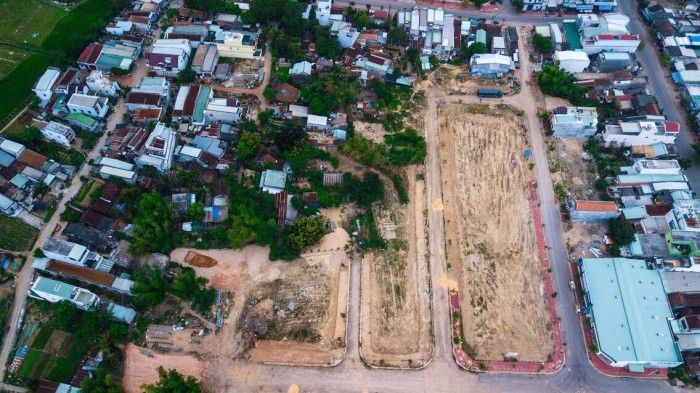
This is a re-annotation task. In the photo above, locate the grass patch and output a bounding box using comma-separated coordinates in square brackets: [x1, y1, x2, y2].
[0, 0, 67, 46]
[0, 53, 51, 123]
[0, 214, 39, 251]
[17, 349, 42, 378]
[30, 327, 53, 351]
[43, 206, 56, 223]
[74, 180, 95, 204]
[0, 300, 9, 342]
[0, 45, 31, 80]
[45, 356, 80, 383]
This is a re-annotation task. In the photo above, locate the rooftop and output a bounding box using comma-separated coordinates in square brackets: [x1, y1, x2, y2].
[663, 271, 700, 294]
[573, 200, 618, 212]
[32, 276, 76, 300]
[42, 237, 87, 262]
[260, 169, 287, 190]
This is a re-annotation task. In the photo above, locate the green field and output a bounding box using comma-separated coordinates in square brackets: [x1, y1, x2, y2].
[0, 0, 67, 47]
[0, 46, 31, 80]
[17, 349, 42, 378]
[0, 214, 39, 251]
[30, 327, 53, 351]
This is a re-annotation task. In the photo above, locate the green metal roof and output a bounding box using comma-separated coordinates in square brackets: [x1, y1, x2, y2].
[193, 86, 211, 124]
[65, 113, 97, 126]
[260, 170, 286, 190]
[34, 277, 75, 301]
[580, 258, 681, 365]
[563, 22, 582, 50]
[621, 206, 647, 220]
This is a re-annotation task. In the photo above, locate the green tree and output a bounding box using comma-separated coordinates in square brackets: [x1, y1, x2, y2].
[170, 268, 207, 300]
[129, 192, 178, 254]
[142, 367, 203, 393]
[33, 248, 45, 258]
[387, 28, 407, 46]
[131, 264, 169, 309]
[285, 216, 326, 252]
[236, 130, 262, 162]
[177, 66, 197, 84]
[16, 126, 42, 146]
[191, 288, 216, 315]
[512, 0, 524, 11]
[81, 367, 126, 393]
[354, 11, 371, 29]
[460, 42, 487, 61]
[184, 0, 225, 12]
[532, 32, 553, 54]
[263, 85, 276, 102]
[187, 201, 204, 221]
[53, 300, 77, 331]
[108, 323, 129, 345]
[60, 207, 82, 223]
[473, 0, 488, 8]
[536, 64, 593, 106]
[608, 218, 636, 245]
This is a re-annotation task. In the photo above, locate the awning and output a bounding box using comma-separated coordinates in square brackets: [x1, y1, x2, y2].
[672, 71, 683, 84]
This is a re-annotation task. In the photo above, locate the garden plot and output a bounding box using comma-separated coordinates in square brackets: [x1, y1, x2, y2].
[359, 167, 432, 368]
[438, 103, 554, 362]
[0, 214, 39, 251]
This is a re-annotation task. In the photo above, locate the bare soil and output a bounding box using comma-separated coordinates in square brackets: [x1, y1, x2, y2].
[438, 103, 554, 362]
[354, 121, 388, 144]
[123, 344, 204, 393]
[549, 139, 598, 201]
[359, 166, 433, 368]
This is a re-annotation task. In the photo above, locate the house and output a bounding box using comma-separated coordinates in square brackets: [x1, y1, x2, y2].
[577, 258, 682, 369]
[492, 36, 505, 55]
[0, 194, 21, 217]
[52, 68, 84, 96]
[554, 51, 590, 73]
[364, 54, 393, 76]
[316, 0, 332, 26]
[85, 70, 119, 97]
[99, 163, 137, 184]
[520, 0, 547, 11]
[469, 53, 512, 77]
[41, 237, 94, 265]
[306, 114, 329, 131]
[203, 97, 246, 125]
[63, 223, 116, 251]
[32, 67, 61, 101]
[177, 145, 203, 164]
[29, 277, 99, 310]
[631, 159, 681, 176]
[372, 10, 389, 25]
[213, 63, 231, 81]
[290, 61, 313, 79]
[569, 200, 619, 222]
[594, 52, 632, 72]
[193, 135, 226, 159]
[214, 31, 261, 59]
[132, 108, 164, 124]
[31, 119, 76, 148]
[259, 170, 287, 194]
[172, 84, 213, 123]
[65, 113, 100, 133]
[562, 0, 617, 12]
[214, 13, 244, 30]
[191, 44, 219, 77]
[668, 199, 700, 233]
[273, 83, 300, 103]
[576, 16, 640, 55]
[395, 7, 459, 58]
[287, 104, 309, 120]
[164, 25, 208, 47]
[125, 92, 163, 112]
[145, 39, 192, 76]
[77, 41, 140, 71]
[132, 77, 171, 102]
[551, 107, 598, 138]
[67, 94, 109, 119]
[550, 23, 563, 51]
[136, 122, 177, 172]
[602, 121, 680, 146]
[334, 22, 360, 49]
[106, 20, 134, 35]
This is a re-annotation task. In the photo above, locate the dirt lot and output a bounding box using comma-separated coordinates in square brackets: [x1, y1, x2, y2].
[359, 166, 433, 368]
[163, 212, 349, 371]
[549, 139, 598, 201]
[438, 103, 554, 362]
[123, 344, 204, 393]
[354, 121, 388, 144]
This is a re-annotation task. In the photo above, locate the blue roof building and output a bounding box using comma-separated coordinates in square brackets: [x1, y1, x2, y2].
[578, 258, 682, 369]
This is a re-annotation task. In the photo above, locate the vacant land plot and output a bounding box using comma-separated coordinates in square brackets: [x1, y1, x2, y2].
[549, 139, 598, 201]
[0, 46, 31, 81]
[124, 344, 204, 393]
[439, 103, 553, 362]
[360, 167, 432, 368]
[0, 214, 39, 251]
[0, 0, 66, 46]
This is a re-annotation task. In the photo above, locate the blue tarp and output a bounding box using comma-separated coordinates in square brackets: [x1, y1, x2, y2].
[672, 72, 683, 84]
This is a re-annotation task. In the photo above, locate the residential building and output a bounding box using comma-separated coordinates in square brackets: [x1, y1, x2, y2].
[29, 277, 99, 310]
[32, 67, 61, 101]
[0, 194, 21, 217]
[145, 39, 192, 76]
[51, 68, 83, 96]
[469, 53, 512, 77]
[682, 84, 700, 115]
[273, 83, 300, 103]
[0, 139, 25, 157]
[136, 122, 177, 172]
[77, 41, 140, 71]
[132, 108, 163, 124]
[395, 7, 459, 58]
[41, 237, 95, 266]
[520, 0, 547, 11]
[132, 77, 171, 102]
[316, 0, 332, 26]
[562, 0, 617, 12]
[106, 20, 134, 35]
[203, 97, 246, 125]
[307, 114, 329, 131]
[164, 25, 208, 47]
[492, 36, 506, 55]
[31, 119, 76, 148]
[594, 52, 633, 72]
[333, 22, 360, 49]
[97, 157, 137, 184]
[172, 84, 213, 123]
[631, 160, 681, 176]
[259, 170, 287, 194]
[290, 61, 313, 79]
[574, 14, 640, 55]
[550, 23, 563, 51]
[569, 200, 619, 222]
[602, 121, 680, 146]
[67, 94, 109, 119]
[65, 113, 100, 133]
[86, 70, 119, 97]
[554, 50, 591, 73]
[215, 31, 260, 59]
[551, 106, 598, 138]
[577, 258, 682, 369]
[668, 199, 700, 233]
[125, 92, 164, 112]
[191, 44, 219, 77]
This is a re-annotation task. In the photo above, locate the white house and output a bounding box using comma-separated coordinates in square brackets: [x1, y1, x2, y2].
[29, 277, 99, 310]
[316, 0, 332, 26]
[307, 114, 329, 131]
[290, 61, 313, 78]
[203, 98, 246, 125]
[32, 67, 61, 101]
[67, 93, 109, 119]
[86, 70, 120, 97]
[554, 50, 591, 73]
[551, 107, 598, 138]
[0, 194, 21, 217]
[602, 121, 680, 146]
[215, 31, 260, 59]
[259, 170, 287, 194]
[42, 237, 92, 265]
[145, 39, 192, 76]
[667, 199, 700, 233]
[32, 120, 76, 148]
[136, 122, 177, 172]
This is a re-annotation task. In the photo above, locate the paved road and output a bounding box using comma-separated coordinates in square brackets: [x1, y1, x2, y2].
[0, 102, 125, 383]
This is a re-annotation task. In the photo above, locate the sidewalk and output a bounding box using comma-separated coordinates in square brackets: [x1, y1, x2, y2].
[568, 263, 668, 380]
[450, 182, 564, 373]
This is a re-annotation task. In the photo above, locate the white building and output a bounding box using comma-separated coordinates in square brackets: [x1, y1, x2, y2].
[554, 50, 591, 73]
[631, 159, 682, 176]
[86, 70, 120, 97]
[203, 98, 246, 125]
[521, 0, 548, 11]
[215, 31, 260, 59]
[32, 67, 61, 101]
[576, 14, 640, 55]
[145, 39, 192, 76]
[29, 277, 99, 310]
[98, 157, 137, 184]
[133, 77, 171, 101]
[41, 237, 91, 265]
[67, 93, 109, 119]
[667, 199, 700, 233]
[0, 194, 21, 217]
[137, 122, 177, 172]
[33, 120, 76, 148]
[316, 0, 332, 26]
[551, 106, 598, 138]
[307, 114, 329, 131]
[259, 170, 287, 194]
[335, 22, 360, 49]
[602, 121, 680, 146]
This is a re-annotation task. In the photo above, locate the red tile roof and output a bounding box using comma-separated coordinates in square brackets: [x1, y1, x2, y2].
[46, 260, 115, 286]
[644, 204, 672, 216]
[78, 43, 103, 65]
[664, 121, 680, 133]
[133, 108, 163, 122]
[573, 200, 618, 212]
[17, 150, 47, 169]
[126, 92, 161, 106]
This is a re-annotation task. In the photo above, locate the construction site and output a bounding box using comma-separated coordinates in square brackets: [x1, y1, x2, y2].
[359, 167, 433, 368]
[437, 102, 554, 362]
